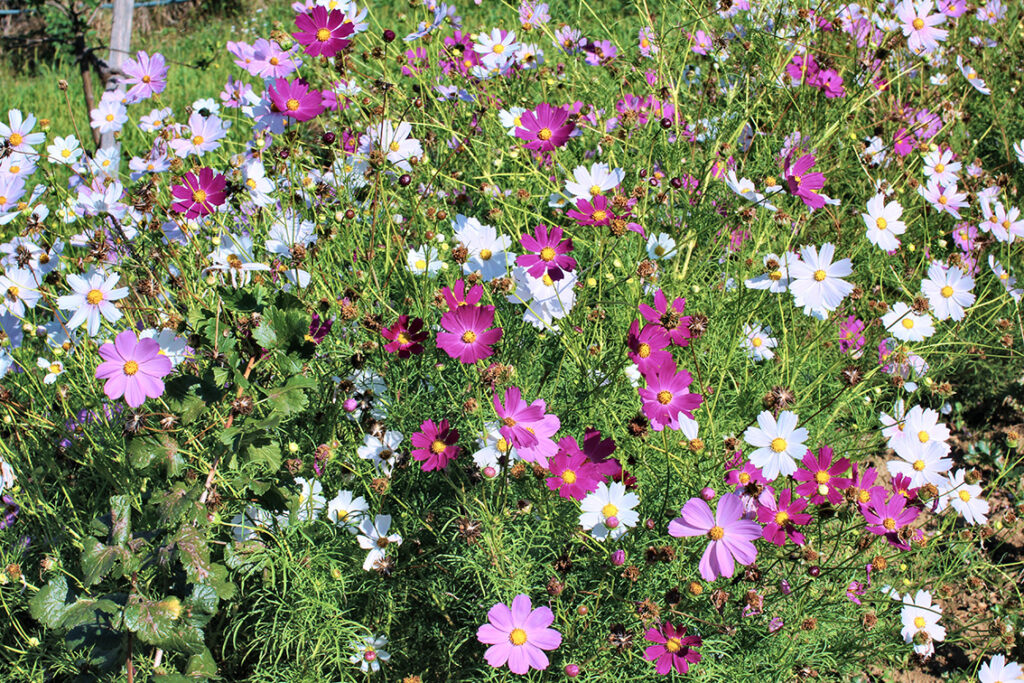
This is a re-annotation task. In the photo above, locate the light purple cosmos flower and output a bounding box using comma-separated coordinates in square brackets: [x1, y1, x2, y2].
[669, 493, 762, 581]
[861, 488, 920, 550]
[477, 594, 561, 674]
[96, 330, 172, 408]
[169, 113, 227, 158]
[493, 386, 545, 449]
[121, 51, 168, 103]
[56, 269, 129, 337]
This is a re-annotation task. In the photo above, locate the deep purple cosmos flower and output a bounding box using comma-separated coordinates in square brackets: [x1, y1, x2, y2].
[669, 493, 761, 581]
[756, 489, 812, 546]
[793, 446, 852, 505]
[1, 495, 18, 529]
[638, 289, 692, 347]
[517, 224, 576, 280]
[436, 305, 503, 363]
[515, 103, 574, 151]
[643, 622, 702, 675]
[410, 418, 459, 471]
[637, 360, 703, 431]
[477, 595, 561, 674]
[306, 314, 333, 344]
[96, 330, 172, 408]
[292, 6, 354, 58]
[170, 167, 226, 218]
[268, 78, 324, 122]
[381, 315, 427, 358]
[121, 51, 168, 103]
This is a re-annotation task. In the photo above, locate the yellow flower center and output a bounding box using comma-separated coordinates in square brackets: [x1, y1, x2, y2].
[917, 430, 930, 443]
[708, 525, 725, 541]
[958, 490, 971, 502]
[876, 217, 888, 230]
[49, 363, 61, 374]
[540, 246, 556, 261]
[496, 437, 510, 453]
[858, 489, 870, 504]
[142, 75, 151, 83]
[589, 184, 602, 196]
[541, 273, 554, 286]
[774, 510, 790, 525]
[815, 471, 830, 484]
[430, 439, 447, 454]
[654, 245, 666, 256]
[591, 210, 608, 221]
[480, 249, 493, 261]
[86, 289, 104, 305]
[637, 343, 651, 358]
[561, 469, 577, 485]
[492, 43, 505, 54]
[912, 459, 926, 471]
[193, 189, 207, 203]
[509, 628, 527, 646]
[967, 71, 977, 80]
[938, 195, 948, 205]
[105, 114, 115, 122]
[940, 285, 953, 298]
[414, 259, 427, 270]
[738, 472, 750, 484]
[123, 360, 139, 376]
[813, 269, 827, 282]
[192, 135, 204, 145]
[751, 337, 762, 348]
[396, 332, 410, 345]
[913, 616, 926, 629]
[316, 27, 331, 42]
[912, 18, 925, 30]
[882, 517, 896, 530]
[770, 437, 787, 453]
[270, 57, 280, 65]
[601, 503, 618, 518]
[61, 149, 71, 158]
[665, 637, 682, 653]
[286, 98, 300, 111]
[8, 133, 22, 146]
[389, 141, 401, 152]
[902, 318, 914, 329]
[537, 128, 552, 141]
[656, 390, 672, 405]
[769, 270, 783, 281]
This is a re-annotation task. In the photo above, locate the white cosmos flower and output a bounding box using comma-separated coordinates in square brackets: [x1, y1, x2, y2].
[787, 243, 854, 317]
[743, 410, 808, 481]
[862, 193, 906, 251]
[326, 489, 369, 530]
[580, 481, 640, 541]
[888, 438, 951, 489]
[564, 163, 624, 202]
[882, 302, 935, 342]
[742, 323, 776, 362]
[357, 431, 403, 476]
[899, 590, 944, 657]
[920, 261, 974, 321]
[356, 514, 402, 571]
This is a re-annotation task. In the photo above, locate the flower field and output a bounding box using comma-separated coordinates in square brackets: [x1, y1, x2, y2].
[1, 0, 1023, 680]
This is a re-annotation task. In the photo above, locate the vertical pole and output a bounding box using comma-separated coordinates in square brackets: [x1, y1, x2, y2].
[101, 0, 134, 150]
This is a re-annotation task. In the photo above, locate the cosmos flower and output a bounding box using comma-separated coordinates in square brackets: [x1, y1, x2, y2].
[643, 622, 702, 675]
[517, 224, 576, 280]
[120, 51, 168, 102]
[55, 269, 128, 337]
[580, 480, 640, 541]
[170, 167, 226, 218]
[95, 330, 172, 408]
[436, 305, 503, 364]
[669, 493, 762, 581]
[477, 595, 561, 674]
[410, 418, 459, 471]
[293, 6, 354, 57]
[515, 102, 574, 151]
[268, 78, 324, 122]
[743, 410, 809, 481]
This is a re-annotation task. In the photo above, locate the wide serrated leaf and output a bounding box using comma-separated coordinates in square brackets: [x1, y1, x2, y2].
[173, 526, 212, 583]
[29, 576, 72, 629]
[186, 647, 220, 679]
[125, 599, 206, 654]
[262, 374, 315, 416]
[81, 539, 128, 586]
[109, 495, 131, 546]
[245, 440, 281, 471]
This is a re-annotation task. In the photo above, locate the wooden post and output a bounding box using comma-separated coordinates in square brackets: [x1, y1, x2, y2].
[101, 0, 134, 150]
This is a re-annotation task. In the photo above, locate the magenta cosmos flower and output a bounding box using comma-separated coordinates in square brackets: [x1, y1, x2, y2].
[637, 361, 703, 431]
[477, 594, 561, 674]
[268, 78, 324, 122]
[638, 289, 692, 347]
[756, 489, 811, 546]
[669, 493, 761, 581]
[410, 418, 459, 471]
[121, 51, 167, 103]
[515, 103, 574, 151]
[793, 446, 851, 505]
[170, 167, 226, 218]
[861, 488, 919, 550]
[517, 224, 576, 280]
[292, 6, 354, 58]
[381, 315, 427, 358]
[441, 279, 484, 310]
[436, 305, 502, 364]
[643, 622, 702, 675]
[627, 319, 672, 376]
[546, 450, 602, 501]
[96, 330, 172, 408]
[784, 153, 826, 209]
[493, 386, 545, 449]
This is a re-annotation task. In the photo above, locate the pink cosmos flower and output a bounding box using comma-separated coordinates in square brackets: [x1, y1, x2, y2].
[477, 594, 561, 674]
[861, 488, 919, 550]
[516, 407, 560, 467]
[643, 622, 702, 675]
[638, 290, 692, 347]
[381, 315, 427, 358]
[896, 0, 947, 53]
[292, 6, 354, 58]
[669, 493, 761, 581]
[170, 167, 226, 218]
[626, 319, 672, 376]
[517, 224, 576, 280]
[121, 51, 167, 103]
[436, 305, 503, 364]
[793, 447, 852, 505]
[441, 279, 484, 310]
[96, 330, 172, 408]
[784, 153, 826, 209]
[268, 78, 324, 122]
[515, 103, 574, 151]
[493, 386, 545, 449]
[410, 418, 459, 471]
[637, 361, 703, 431]
[756, 489, 812, 546]
[546, 450, 602, 500]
